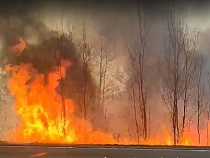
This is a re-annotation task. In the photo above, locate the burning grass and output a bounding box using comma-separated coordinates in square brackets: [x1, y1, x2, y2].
[4, 60, 204, 146]
[2, 37, 209, 146]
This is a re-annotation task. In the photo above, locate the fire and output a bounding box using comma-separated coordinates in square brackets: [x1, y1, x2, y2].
[6, 62, 77, 143]
[5, 59, 121, 144]
[4, 38, 208, 146]
[9, 38, 26, 56]
[5, 59, 197, 145]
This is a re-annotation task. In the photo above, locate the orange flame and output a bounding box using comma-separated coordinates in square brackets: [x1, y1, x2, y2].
[9, 38, 26, 55]
[6, 61, 199, 145]
[6, 61, 122, 144]
[5, 39, 209, 146]
[6, 62, 77, 143]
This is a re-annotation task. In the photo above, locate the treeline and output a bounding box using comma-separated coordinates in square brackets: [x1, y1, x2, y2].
[57, 5, 210, 145]
[1, 3, 210, 145]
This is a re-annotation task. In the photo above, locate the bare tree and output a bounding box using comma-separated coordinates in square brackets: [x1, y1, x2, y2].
[207, 104, 210, 146]
[81, 22, 88, 120]
[196, 55, 206, 144]
[206, 73, 210, 145]
[97, 38, 109, 133]
[130, 76, 140, 143]
[92, 36, 127, 133]
[55, 15, 67, 135]
[0, 68, 8, 105]
[180, 19, 198, 142]
[136, 0, 149, 141]
[159, 7, 199, 145]
[126, 1, 149, 142]
[77, 22, 93, 121]
[0, 68, 9, 136]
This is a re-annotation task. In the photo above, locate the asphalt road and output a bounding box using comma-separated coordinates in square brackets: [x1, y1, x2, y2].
[0, 144, 210, 158]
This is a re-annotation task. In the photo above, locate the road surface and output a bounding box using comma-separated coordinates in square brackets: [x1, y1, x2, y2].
[0, 144, 210, 158]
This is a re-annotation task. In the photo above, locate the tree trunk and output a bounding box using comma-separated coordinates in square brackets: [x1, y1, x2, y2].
[131, 79, 139, 143]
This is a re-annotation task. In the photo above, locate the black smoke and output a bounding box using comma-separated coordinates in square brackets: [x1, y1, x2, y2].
[0, 0, 97, 119]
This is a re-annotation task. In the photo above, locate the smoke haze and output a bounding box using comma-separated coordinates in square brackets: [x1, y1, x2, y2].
[1, 0, 210, 144]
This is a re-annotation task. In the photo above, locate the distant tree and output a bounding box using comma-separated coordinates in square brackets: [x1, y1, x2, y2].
[127, 1, 150, 142]
[159, 6, 199, 145]
[90, 35, 128, 134]
[206, 73, 210, 145]
[0, 68, 8, 105]
[195, 55, 206, 144]
[0, 68, 9, 136]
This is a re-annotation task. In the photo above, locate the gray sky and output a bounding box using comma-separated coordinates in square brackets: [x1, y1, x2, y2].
[1, 0, 210, 141]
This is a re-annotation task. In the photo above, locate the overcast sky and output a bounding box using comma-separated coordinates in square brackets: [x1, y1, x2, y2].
[1, 0, 210, 64]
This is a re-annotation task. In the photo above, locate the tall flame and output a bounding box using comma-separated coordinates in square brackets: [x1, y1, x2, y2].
[5, 59, 122, 144]
[4, 38, 209, 146]
[6, 62, 77, 143]
[5, 61, 200, 145]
